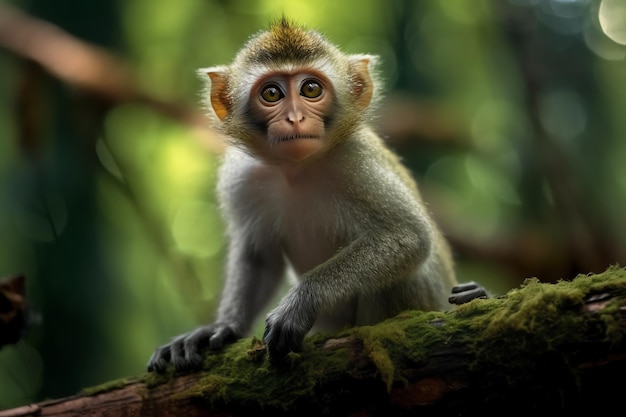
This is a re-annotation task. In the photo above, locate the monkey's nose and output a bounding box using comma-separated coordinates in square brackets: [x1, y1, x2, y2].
[287, 110, 305, 124]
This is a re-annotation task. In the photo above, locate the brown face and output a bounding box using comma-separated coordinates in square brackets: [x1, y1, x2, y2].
[249, 71, 333, 163]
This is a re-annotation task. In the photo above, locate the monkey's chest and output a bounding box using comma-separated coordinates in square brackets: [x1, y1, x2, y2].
[246, 161, 352, 275]
[262, 184, 347, 275]
[279, 203, 345, 275]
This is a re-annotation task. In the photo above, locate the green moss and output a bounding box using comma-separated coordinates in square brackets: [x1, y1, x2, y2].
[350, 324, 403, 391]
[81, 377, 133, 396]
[338, 265, 626, 391]
[454, 265, 626, 379]
[158, 334, 353, 412]
[130, 266, 626, 413]
[346, 310, 452, 391]
[142, 369, 171, 388]
[171, 374, 233, 405]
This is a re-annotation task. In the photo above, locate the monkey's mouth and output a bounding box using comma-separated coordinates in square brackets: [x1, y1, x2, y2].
[277, 134, 320, 142]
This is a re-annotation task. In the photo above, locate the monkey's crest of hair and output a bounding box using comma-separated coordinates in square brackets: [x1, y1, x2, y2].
[245, 18, 330, 66]
[198, 19, 382, 142]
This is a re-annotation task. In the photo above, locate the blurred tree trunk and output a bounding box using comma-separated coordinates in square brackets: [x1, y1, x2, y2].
[14, 0, 123, 399]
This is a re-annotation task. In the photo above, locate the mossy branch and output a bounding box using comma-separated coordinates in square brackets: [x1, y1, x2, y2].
[2, 266, 626, 416]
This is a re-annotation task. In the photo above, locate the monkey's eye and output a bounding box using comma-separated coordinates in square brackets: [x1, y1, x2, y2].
[261, 85, 284, 103]
[300, 80, 323, 99]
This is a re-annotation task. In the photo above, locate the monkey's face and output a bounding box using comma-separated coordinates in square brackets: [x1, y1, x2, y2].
[200, 24, 377, 165]
[248, 70, 333, 163]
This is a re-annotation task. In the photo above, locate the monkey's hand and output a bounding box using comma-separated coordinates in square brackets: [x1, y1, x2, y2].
[263, 288, 318, 363]
[448, 281, 489, 305]
[147, 323, 238, 373]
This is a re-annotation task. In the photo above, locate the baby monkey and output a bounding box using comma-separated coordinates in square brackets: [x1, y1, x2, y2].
[148, 19, 480, 373]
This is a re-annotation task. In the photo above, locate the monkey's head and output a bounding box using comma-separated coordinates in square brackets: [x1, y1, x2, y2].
[198, 18, 381, 164]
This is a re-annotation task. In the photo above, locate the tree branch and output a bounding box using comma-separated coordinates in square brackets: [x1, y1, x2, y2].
[2, 267, 625, 416]
[0, 3, 222, 152]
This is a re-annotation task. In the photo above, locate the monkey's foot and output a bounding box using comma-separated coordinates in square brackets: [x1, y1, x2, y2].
[448, 281, 489, 305]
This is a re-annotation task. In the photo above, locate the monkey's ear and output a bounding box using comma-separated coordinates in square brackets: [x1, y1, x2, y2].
[348, 55, 376, 109]
[198, 67, 230, 121]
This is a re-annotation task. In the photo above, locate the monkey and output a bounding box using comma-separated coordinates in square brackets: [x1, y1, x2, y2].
[148, 19, 479, 373]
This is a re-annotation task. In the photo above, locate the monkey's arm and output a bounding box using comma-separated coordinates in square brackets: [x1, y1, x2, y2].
[216, 240, 286, 334]
[264, 214, 432, 361]
[148, 239, 285, 373]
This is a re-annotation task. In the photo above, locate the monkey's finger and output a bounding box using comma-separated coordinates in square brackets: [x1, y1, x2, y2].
[264, 324, 302, 364]
[263, 325, 285, 362]
[182, 334, 207, 369]
[448, 287, 488, 305]
[208, 326, 236, 350]
[450, 281, 480, 293]
[171, 340, 190, 371]
[147, 346, 171, 373]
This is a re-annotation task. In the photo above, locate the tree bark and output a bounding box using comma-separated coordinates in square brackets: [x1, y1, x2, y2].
[2, 267, 626, 417]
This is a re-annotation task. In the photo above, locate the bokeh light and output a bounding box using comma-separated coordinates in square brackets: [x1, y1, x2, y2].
[599, 0, 626, 45]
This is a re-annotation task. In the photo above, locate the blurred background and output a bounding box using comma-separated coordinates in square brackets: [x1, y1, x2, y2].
[0, 0, 625, 409]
